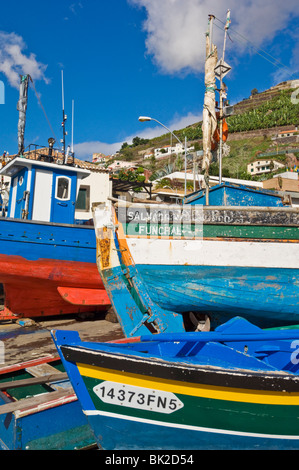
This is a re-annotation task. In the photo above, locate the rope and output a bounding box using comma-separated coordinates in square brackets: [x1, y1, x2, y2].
[205, 85, 216, 92]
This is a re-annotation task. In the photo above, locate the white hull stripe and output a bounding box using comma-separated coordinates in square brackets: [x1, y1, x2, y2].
[85, 409, 299, 441]
[126, 238, 299, 269]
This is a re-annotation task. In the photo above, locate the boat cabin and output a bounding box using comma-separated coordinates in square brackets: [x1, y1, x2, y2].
[0, 156, 90, 224]
[184, 182, 290, 207]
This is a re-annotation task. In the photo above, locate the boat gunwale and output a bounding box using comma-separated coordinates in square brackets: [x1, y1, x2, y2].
[0, 216, 94, 230]
[59, 344, 299, 393]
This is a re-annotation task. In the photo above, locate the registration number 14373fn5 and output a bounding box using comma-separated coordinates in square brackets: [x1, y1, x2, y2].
[93, 381, 184, 414]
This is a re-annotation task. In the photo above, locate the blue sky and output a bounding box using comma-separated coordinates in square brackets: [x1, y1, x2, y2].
[0, 0, 298, 160]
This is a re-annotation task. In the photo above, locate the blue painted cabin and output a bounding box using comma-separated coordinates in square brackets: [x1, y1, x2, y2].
[184, 182, 287, 207]
[2, 156, 90, 224]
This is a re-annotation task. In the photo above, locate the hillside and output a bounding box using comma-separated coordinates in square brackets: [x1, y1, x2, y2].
[114, 80, 299, 181]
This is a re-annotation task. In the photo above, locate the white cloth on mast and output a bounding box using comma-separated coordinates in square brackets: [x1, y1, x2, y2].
[202, 33, 218, 174]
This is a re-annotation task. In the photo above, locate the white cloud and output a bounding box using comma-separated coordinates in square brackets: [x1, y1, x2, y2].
[0, 31, 49, 88]
[74, 140, 123, 160]
[69, 2, 83, 15]
[129, 0, 299, 75]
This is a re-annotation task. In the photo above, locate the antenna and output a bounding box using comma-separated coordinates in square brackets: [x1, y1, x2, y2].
[61, 70, 64, 111]
[71, 99, 74, 154]
[61, 70, 67, 158]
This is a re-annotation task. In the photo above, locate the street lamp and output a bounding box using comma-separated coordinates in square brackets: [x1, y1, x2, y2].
[138, 116, 188, 195]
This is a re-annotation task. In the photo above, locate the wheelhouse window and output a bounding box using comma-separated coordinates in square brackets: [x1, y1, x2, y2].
[75, 185, 90, 211]
[56, 176, 71, 200]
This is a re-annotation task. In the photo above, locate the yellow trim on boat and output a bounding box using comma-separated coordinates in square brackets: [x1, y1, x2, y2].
[77, 363, 299, 406]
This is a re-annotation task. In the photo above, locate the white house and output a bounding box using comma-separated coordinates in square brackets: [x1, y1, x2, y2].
[107, 161, 138, 173]
[277, 129, 298, 138]
[153, 143, 195, 159]
[247, 159, 285, 176]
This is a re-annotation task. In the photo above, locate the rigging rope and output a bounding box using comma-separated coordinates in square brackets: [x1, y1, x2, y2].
[214, 16, 295, 78]
[29, 78, 61, 148]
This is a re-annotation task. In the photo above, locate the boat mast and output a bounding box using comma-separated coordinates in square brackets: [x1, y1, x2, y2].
[201, 15, 218, 179]
[17, 75, 31, 156]
[218, 9, 231, 184]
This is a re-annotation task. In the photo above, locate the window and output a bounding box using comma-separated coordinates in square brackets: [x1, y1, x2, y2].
[76, 186, 90, 211]
[56, 176, 71, 200]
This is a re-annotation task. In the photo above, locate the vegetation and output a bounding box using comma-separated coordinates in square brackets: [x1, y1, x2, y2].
[114, 166, 146, 192]
[111, 86, 299, 183]
[117, 166, 145, 183]
[226, 90, 299, 133]
[120, 136, 150, 152]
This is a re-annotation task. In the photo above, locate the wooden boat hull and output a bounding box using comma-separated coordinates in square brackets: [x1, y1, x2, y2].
[134, 264, 298, 326]
[0, 218, 110, 319]
[93, 202, 299, 334]
[52, 321, 299, 450]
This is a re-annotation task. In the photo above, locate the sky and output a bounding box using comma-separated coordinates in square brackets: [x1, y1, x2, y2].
[0, 0, 298, 161]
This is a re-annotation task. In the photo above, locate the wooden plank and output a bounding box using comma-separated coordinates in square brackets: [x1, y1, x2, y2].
[0, 356, 60, 375]
[0, 387, 74, 415]
[0, 372, 68, 391]
[26, 363, 64, 378]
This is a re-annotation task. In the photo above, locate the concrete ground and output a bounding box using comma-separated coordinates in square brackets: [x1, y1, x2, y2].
[0, 308, 124, 368]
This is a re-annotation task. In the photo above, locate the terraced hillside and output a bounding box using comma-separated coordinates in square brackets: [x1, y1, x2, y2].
[115, 80, 299, 180]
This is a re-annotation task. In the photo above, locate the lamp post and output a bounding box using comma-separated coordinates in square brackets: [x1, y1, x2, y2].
[138, 116, 188, 195]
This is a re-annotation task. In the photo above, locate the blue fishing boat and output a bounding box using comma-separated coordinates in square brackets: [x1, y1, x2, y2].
[91, 14, 299, 336]
[93, 196, 299, 336]
[52, 316, 299, 450]
[0, 355, 96, 450]
[0, 75, 110, 320]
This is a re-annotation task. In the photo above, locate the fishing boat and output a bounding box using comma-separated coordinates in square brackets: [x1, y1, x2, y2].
[52, 316, 299, 450]
[0, 75, 110, 320]
[91, 13, 299, 336]
[0, 355, 96, 449]
[93, 198, 299, 335]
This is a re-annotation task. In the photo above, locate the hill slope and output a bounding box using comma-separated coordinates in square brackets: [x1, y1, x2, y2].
[115, 80, 299, 180]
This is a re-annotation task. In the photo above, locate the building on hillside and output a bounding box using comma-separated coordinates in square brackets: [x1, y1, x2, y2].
[151, 143, 195, 159]
[247, 159, 285, 176]
[107, 160, 138, 174]
[92, 153, 108, 163]
[262, 172, 299, 207]
[276, 129, 298, 139]
[138, 148, 154, 159]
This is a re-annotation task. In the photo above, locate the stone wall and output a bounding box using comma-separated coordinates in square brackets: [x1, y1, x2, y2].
[227, 125, 297, 142]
